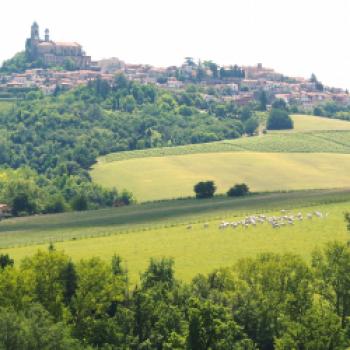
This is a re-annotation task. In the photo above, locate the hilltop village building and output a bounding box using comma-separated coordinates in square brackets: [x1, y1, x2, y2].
[0, 25, 348, 108]
[25, 22, 93, 69]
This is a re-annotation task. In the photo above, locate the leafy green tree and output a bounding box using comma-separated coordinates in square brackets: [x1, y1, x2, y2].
[272, 98, 288, 110]
[71, 257, 126, 341]
[239, 107, 253, 122]
[194, 181, 216, 199]
[0, 52, 30, 73]
[20, 250, 72, 320]
[232, 253, 313, 349]
[313, 106, 324, 116]
[71, 194, 88, 211]
[120, 95, 136, 112]
[61, 261, 78, 306]
[275, 303, 347, 350]
[178, 105, 193, 116]
[0, 254, 14, 269]
[244, 117, 259, 135]
[3, 179, 43, 216]
[63, 58, 78, 71]
[312, 241, 350, 327]
[188, 298, 254, 350]
[227, 184, 250, 197]
[141, 258, 175, 289]
[258, 90, 268, 111]
[266, 108, 294, 130]
[0, 306, 28, 350]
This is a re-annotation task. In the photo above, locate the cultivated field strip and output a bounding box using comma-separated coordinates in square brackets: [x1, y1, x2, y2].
[3, 199, 350, 283]
[0, 189, 350, 249]
[97, 130, 350, 165]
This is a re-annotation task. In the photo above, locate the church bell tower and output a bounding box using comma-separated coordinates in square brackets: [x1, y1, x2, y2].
[45, 28, 50, 42]
[31, 22, 40, 41]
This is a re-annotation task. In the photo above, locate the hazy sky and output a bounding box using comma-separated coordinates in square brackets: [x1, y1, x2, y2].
[1, 0, 349, 88]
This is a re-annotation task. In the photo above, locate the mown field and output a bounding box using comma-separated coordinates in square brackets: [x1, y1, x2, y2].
[276, 114, 350, 132]
[3, 194, 350, 283]
[91, 115, 350, 201]
[93, 152, 350, 201]
[1, 189, 348, 248]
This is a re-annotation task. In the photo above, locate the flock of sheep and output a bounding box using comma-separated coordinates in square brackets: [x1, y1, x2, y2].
[217, 210, 328, 230]
[186, 210, 328, 231]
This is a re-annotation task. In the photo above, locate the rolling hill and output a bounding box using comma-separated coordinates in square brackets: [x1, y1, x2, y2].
[91, 115, 350, 202]
[2, 189, 350, 283]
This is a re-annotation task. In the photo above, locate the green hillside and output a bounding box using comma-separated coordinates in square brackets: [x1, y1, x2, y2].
[278, 114, 350, 132]
[3, 195, 350, 283]
[92, 152, 350, 201]
[91, 115, 350, 202]
[0, 188, 349, 248]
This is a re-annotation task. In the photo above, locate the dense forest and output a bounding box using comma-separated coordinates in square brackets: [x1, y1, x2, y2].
[1, 239, 350, 349]
[0, 75, 253, 215]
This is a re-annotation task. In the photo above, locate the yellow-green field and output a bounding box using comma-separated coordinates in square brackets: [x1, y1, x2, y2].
[4, 200, 349, 283]
[92, 152, 350, 202]
[91, 115, 350, 202]
[277, 114, 350, 132]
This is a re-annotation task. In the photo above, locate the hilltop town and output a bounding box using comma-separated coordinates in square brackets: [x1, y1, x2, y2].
[0, 22, 349, 110]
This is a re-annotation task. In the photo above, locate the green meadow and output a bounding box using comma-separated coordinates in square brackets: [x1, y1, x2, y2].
[1, 189, 349, 247]
[91, 115, 350, 202]
[2, 114, 350, 283]
[3, 197, 350, 283]
[92, 152, 350, 201]
[276, 114, 350, 132]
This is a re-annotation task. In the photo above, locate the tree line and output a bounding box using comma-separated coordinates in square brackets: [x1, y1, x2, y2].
[1, 237, 350, 349]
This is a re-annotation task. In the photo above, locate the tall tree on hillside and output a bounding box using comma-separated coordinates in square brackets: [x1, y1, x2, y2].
[258, 90, 268, 111]
[312, 241, 350, 327]
[194, 181, 216, 199]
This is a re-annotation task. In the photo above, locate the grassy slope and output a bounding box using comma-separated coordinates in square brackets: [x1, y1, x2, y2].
[4, 199, 349, 283]
[3, 114, 350, 282]
[93, 152, 350, 201]
[280, 114, 350, 132]
[96, 115, 350, 164]
[1, 189, 349, 248]
[97, 131, 350, 164]
[91, 115, 350, 201]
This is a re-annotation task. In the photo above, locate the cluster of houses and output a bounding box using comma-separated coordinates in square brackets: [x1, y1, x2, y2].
[1, 59, 349, 109]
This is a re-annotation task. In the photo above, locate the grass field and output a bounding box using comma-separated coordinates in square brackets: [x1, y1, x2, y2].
[91, 115, 350, 202]
[92, 152, 350, 201]
[277, 114, 350, 132]
[97, 131, 350, 165]
[3, 114, 350, 283]
[3, 198, 350, 283]
[0, 189, 349, 248]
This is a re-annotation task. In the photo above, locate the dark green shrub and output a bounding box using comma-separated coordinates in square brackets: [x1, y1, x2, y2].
[194, 181, 216, 199]
[227, 183, 249, 197]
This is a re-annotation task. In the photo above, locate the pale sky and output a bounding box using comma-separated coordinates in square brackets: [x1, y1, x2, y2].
[1, 0, 349, 89]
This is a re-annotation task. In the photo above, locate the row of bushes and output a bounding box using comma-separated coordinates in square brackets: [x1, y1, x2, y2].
[194, 181, 249, 199]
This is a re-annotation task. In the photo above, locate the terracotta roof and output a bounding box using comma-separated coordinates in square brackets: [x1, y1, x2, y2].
[54, 42, 81, 47]
[38, 42, 54, 47]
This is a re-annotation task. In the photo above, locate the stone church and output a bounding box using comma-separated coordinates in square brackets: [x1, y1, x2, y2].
[25, 22, 92, 69]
